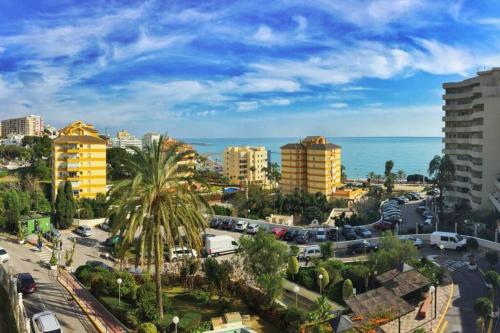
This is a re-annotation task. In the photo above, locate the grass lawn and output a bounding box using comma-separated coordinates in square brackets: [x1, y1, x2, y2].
[163, 287, 280, 333]
[0, 174, 18, 183]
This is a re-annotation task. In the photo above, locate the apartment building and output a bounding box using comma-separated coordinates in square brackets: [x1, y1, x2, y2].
[142, 132, 161, 147]
[52, 121, 107, 200]
[280, 136, 342, 196]
[223, 146, 268, 185]
[161, 137, 196, 172]
[442, 68, 500, 212]
[1, 115, 44, 138]
[110, 129, 143, 153]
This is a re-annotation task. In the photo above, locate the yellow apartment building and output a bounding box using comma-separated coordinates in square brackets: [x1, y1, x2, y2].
[52, 121, 107, 200]
[223, 146, 268, 185]
[161, 137, 196, 174]
[280, 136, 342, 196]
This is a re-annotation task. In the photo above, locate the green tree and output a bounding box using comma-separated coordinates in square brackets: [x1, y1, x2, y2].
[138, 323, 157, 333]
[307, 295, 332, 332]
[108, 137, 209, 318]
[341, 165, 347, 183]
[3, 190, 21, 231]
[316, 267, 329, 293]
[289, 245, 300, 257]
[30, 159, 51, 180]
[106, 147, 136, 180]
[342, 279, 353, 301]
[203, 258, 233, 298]
[238, 231, 289, 305]
[369, 231, 418, 273]
[319, 241, 333, 259]
[485, 250, 498, 269]
[485, 270, 500, 313]
[428, 155, 455, 220]
[287, 256, 300, 280]
[474, 297, 493, 323]
[55, 182, 75, 229]
[303, 206, 325, 224]
[396, 170, 406, 184]
[384, 160, 395, 193]
[30, 191, 51, 213]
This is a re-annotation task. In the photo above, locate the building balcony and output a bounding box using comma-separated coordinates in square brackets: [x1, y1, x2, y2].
[67, 176, 79, 181]
[67, 148, 79, 154]
[443, 104, 472, 111]
[488, 192, 500, 213]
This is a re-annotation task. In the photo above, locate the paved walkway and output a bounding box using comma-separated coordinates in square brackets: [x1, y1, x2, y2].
[58, 270, 127, 333]
[282, 279, 344, 311]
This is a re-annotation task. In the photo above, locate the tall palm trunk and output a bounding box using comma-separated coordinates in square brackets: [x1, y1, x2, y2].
[154, 225, 164, 318]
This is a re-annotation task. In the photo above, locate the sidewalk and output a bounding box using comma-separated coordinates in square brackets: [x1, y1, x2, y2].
[58, 270, 127, 333]
[282, 279, 344, 311]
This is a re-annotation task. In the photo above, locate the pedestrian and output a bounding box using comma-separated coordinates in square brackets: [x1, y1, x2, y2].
[59, 239, 63, 250]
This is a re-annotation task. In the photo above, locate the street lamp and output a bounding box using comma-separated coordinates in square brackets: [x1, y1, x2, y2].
[439, 244, 444, 256]
[429, 285, 437, 319]
[117, 278, 122, 305]
[318, 274, 324, 294]
[293, 286, 300, 307]
[172, 315, 180, 333]
[105, 253, 110, 266]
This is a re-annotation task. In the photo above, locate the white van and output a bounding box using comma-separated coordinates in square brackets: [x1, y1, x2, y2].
[166, 247, 197, 262]
[298, 245, 322, 261]
[430, 231, 467, 250]
[205, 235, 239, 257]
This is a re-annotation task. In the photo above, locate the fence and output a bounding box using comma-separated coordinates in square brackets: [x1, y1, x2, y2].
[57, 270, 127, 333]
[0, 265, 29, 333]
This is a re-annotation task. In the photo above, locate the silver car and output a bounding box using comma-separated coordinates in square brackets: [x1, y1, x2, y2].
[32, 311, 62, 333]
[399, 236, 423, 249]
[75, 225, 92, 237]
[246, 224, 259, 234]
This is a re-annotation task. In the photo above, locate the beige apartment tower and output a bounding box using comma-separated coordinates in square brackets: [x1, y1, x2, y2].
[442, 68, 500, 212]
[223, 146, 268, 185]
[52, 121, 107, 200]
[1, 115, 44, 137]
[280, 136, 342, 196]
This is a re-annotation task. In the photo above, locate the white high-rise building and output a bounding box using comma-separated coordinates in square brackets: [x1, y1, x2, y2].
[142, 132, 161, 147]
[1, 115, 44, 138]
[442, 68, 500, 212]
[110, 130, 142, 153]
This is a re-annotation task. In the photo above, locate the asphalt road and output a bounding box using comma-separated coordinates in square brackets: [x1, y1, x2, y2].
[0, 235, 97, 333]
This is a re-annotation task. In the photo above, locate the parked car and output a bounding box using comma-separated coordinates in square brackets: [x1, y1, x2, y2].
[165, 247, 197, 262]
[327, 227, 339, 241]
[0, 247, 9, 263]
[398, 196, 409, 203]
[297, 245, 322, 261]
[99, 222, 110, 232]
[16, 273, 37, 294]
[355, 226, 372, 238]
[283, 229, 299, 241]
[205, 235, 239, 257]
[75, 225, 92, 237]
[259, 224, 273, 234]
[295, 230, 311, 244]
[399, 236, 424, 249]
[422, 211, 433, 220]
[102, 235, 122, 248]
[342, 225, 357, 240]
[374, 221, 394, 231]
[347, 241, 378, 255]
[86, 260, 113, 271]
[234, 220, 248, 232]
[390, 197, 405, 205]
[246, 224, 259, 234]
[272, 227, 287, 239]
[222, 219, 235, 230]
[32, 311, 62, 333]
[44, 229, 61, 242]
[430, 231, 466, 250]
[316, 228, 327, 242]
[209, 218, 222, 229]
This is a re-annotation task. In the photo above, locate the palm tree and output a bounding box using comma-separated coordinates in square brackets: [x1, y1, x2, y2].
[428, 154, 455, 219]
[397, 170, 406, 184]
[108, 136, 209, 318]
[341, 165, 347, 183]
[367, 171, 376, 183]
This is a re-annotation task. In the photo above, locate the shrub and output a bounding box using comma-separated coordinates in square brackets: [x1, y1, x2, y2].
[90, 269, 115, 297]
[474, 297, 493, 318]
[98, 296, 136, 328]
[296, 268, 315, 290]
[192, 290, 210, 305]
[287, 256, 300, 279]
[342, 279, 353, 301]
[282, 306, 307, 333]
[138, 322, 157, 333]
[74, 265, 95, 287]
[113, 271, 137, 300]
[316, 267, 330, 291]
[485, 271, 500, 289]
[327, 280, 344, 304]
[485, 250, 499, 268]
[136, 283, 160, 322]
[178, 312, 202, 332]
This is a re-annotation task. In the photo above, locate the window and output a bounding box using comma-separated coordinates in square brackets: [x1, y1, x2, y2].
[440, 236, 449, 242]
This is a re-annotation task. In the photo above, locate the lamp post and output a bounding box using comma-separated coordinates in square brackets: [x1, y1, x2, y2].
[293, 286, 300, 307]
[117, 278, 122, 305]
[439, 244, 444, 256]
[318, 274, 324, 294]
[172, 315, 179, 333]
[105, 252, 110, 266]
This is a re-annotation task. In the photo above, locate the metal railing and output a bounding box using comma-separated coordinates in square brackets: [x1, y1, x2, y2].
[0, 265, 30, 333]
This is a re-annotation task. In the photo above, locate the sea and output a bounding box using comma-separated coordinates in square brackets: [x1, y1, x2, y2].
[183, 137, 443, 180]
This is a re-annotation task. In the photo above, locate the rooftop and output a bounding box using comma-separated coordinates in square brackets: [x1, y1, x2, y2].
[376, 264, 431, 297]
[345, 286, 414, 319]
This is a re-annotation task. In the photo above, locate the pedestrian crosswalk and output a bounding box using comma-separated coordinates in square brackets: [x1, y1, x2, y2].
[27, 244, 62, 267]
[441, 259, 467, 272]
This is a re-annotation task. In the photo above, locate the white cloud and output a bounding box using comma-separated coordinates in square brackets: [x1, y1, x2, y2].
[411, 38, 472, 75]
[293, 16, 307, 32]
[331, 102, 348, 108]
[476, 18, 500, 28]
[196, 110, 217, 116]
[236, 101, 259, 112]
[262, 98, 291, 106]
[239, 77, 300, 93]
[252, 25, 275, 42]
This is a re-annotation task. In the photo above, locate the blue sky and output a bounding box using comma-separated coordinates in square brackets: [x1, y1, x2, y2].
[0, 0, 499, 138]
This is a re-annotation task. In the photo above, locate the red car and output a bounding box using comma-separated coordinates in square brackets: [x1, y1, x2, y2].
[272, 227, 287, 239]
[374, 221, 394, 231]
[16, 273, 37, 294]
